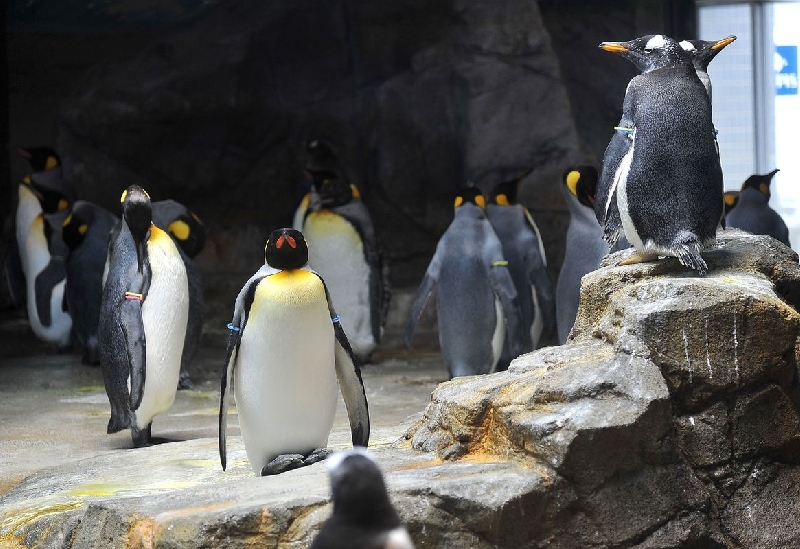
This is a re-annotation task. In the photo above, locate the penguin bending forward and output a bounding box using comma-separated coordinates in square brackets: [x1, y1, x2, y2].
[597, 35, 724, 275]
[99, 186, 189, 447]
[486, 178, 556, 359]
[311, 449, 415, 549]
[405, 188, 523, 378]
[219, 228, 370, 476]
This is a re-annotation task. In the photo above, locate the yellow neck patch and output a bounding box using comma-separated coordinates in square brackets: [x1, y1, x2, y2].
[454, 196, 463, 208]
[350, 184, 361, 199]
[258, 269, 324, 307]
[759, 183, 769, 196]
[495, 194, 509, 206]
[78, 224, 89, 235]
[120, 190, 128, 203]
[566, 171, 581, 197]
[58, 198, 69, 211]
[475, 195, 485, 208]
[45, 156, 59, 170]
[723, 192, 738, 206]
[167, 219, 191, 241]
[62, 214, 73, 227]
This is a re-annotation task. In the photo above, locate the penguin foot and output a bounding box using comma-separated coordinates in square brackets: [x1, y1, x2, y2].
[304, 447, 333, 465]
[131, 424, 152, 448]
[618, 251, 660, 266]
[177, 368, 193, 390]
[260, 448, 334, 476]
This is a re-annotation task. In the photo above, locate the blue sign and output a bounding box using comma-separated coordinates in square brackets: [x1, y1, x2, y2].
[776, 45, 798, 96]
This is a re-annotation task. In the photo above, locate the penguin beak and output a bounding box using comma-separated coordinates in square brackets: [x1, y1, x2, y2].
[711, 36, 736, 50]
[599, 42, 629, 53]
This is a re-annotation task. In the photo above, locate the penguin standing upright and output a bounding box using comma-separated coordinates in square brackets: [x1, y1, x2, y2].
[311, 449, 415, 549]
[485, 178, 556, 362]
[596, 35, 724, 274]
[60, 201, 119, 364]
[405, 188, 523, 378]
[679, 36, 737, 99]
[219, 228, 369, 476]
[296, 139, 389, 361]
[726, 169, 790, 246]
[13, 147, 75, 346]
[99, 185, 189, 447]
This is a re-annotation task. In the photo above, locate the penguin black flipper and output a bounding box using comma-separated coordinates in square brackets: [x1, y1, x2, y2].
[487, 260, 524, 359]
[404, 250, 441, 348]
[318, 273, 370, 448]
[219, 266, 269, 471]
[122, 293, 147, 411]
[33, 258, 66, 327]
[522, 209, 557, 343]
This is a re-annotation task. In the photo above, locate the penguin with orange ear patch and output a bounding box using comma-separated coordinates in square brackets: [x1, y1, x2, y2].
[726, 169, 789, 246]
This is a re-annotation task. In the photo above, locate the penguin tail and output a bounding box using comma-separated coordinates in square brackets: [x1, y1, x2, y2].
[673, 234, 708, 276]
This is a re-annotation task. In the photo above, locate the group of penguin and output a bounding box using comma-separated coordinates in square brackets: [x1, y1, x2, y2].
[4, 32, 797, 549]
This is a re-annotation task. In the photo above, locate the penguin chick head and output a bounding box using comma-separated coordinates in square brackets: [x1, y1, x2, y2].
[741, 168, 779, 200]
[488, 178, 521, 206]
[16, 146, 61, 172]
[305, 138, 344, 189]
[679, 35, 736, 71]
[454, 187, 486, 209]
[563, 166, 598, 209]
[325, 449, 400, 528]
[62, 202, 94, 251]
[121, 185, 153, 273]
[599, 34, 690, 73]
[265, 228, 309, 270]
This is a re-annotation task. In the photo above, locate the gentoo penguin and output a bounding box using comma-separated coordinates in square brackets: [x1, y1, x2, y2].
[13, 147, 76, 346]
[296, 139, 390, 361]
[151, 200, 206, 259]
[597, 34, 723, 274]
[679, 36, 737, 99]
[311, 449, 415, 549]
[405, 188, 523, 378]
[60, 201, 119, 364]
[99, 185, 189, 447]
[485, 178, 556, 362]
[219, 228, 370, 476]
[726, 169, 790, 246]
[556, 166, 611, 344]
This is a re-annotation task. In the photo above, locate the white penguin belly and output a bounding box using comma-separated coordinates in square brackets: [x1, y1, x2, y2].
[490, 298, 505, 373]
[615, 144, 646, 251]
[17, 187, 72, 345]
[135, 227, 189, 430]
[235, 270, 338, 474]
[530, 286, 543, 350]
[304, 211, 375, 358]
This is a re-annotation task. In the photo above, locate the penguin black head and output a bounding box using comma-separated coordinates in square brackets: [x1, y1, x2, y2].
[679, 35, 736, 71]
[563, 166, 598, 209]
[17, 147, 61, 173]
[325, 449, 401, 528]
[454, 187, 486, 209]
[599, 34, 691, 73]
[318, 179, 357, 208]
[62, 202, 95, 251]
[265, 228, 309, 271]
[488, 178, 521, 206]
[741, 169, 780, 200]
[121, 185, 153, 273]
[152, 200, 206, 259]
[305, 139, 344, 189]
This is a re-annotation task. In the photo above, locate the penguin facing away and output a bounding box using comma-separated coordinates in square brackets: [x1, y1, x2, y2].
[726, 169, 790, 246]
[297, 140, 390, 361]
[60, 201, 119, 364]
[311, 449, 415, 549]
[219, 228, 370, 476]
[405, 187, 523, 378]
[99, 185, 189, 447]
[597, 34, 724, 275]
[13, 147, 75, 345]
[486, 177, 556, 360]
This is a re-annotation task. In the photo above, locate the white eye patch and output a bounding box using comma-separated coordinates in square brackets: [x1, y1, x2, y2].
[679, 40, 696, 52]
[645, 35, 666, 50]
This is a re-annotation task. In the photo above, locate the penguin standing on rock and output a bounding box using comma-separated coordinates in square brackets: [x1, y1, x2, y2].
[679, 36, 737, 99]
[296, 139, 390, 362]
[60, 201, 118, 364]
[405, 188, 523, 378]
[99, 185, 189, 447]
[486, 178, 556, 360]
[13, 147, 75, 346]
[726, 169, 790, 246]
[219, 228, 370, 476]
[597, 35, 724, 275]
[311, 449, 415, 549]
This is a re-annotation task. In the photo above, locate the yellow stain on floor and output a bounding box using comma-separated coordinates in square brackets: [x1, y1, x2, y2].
[0, 500, 84, 535]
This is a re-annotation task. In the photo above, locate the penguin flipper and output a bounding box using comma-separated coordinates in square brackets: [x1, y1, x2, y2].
[523, 210, 557, 344]
[121, 280, 148, 411]
[332, 321, 370, 448]
[218, 318, 241, 472]
[404, 252, 441, 348]
[489, 263, 524, 359]
[33, 258, 67, 327]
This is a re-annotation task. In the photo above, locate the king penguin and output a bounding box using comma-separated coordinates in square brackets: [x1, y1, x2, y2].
[485, 177, 556, 362]
[99, 185, 189, 447]
[597, 34, 724, 274]
[311, 449, 415, 549]
[405, 187, 523, 378]
[726, 169, 790, 246]
[61, 201, 119, 364]
[151, 200, 206, 259]
[13, 147, 75, 346]
[296, 139, 390, 362]
[219, 228, 370, 476]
